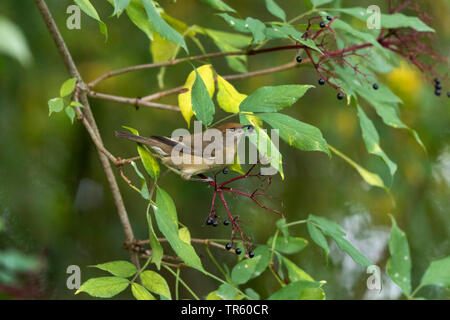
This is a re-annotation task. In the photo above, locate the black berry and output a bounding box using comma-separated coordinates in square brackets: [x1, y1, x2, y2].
[212, 221, 219, 227]
[447, 91, 450, 98]
[318, 78, 325, 85]
[373, 83, 379, 90]
[296, 56, 303, 63]
[222, 168, 229, 174]
[337, 93, 344, 100]
[235, 248, 242, 255]
[319, 22, 326, 28]
[435, 89, 441, 96]
[225, 243, 232, 250]
[435, 83, 442, 90]
[434, 78, 441, 84]
[223, 219, 230, 226]
[249, 251, 255, 258]
[206, 218, 213, 225]
[327, 15, 333, 21]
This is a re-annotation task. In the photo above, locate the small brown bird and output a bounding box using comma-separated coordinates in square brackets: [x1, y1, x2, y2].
[115, 123, 253, 180]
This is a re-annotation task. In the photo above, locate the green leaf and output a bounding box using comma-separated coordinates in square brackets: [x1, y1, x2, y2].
[146, 203, 163, 269]
[138, 145, 160, 179]
[245, 288, 260, 300]
[0, 16, 32, 66]
[206, 291, 221, 300]
[265, 0, 286, 21]
[357, 105, 397, 177]
[75, 277, 129, 298]
[91, 260, 137, 278]
[252, 245, 271, 278]
[70, 101, 84, 108]
[60, 78, 77, 97]
[231, 256, 262, 285]
[216, 75, 246, 113]
[244, 17, 266, 42]
[308, 214, 372, 267]
[282, 257, 314, 282]
[178, 227, 191, 244]
[307, 220, 330, 258]
[264, 24, 323, 53]
[130, 161, 150, 200]
[131, 282, 156, 300]
[153, 187, 204, 271]
[239, 85, 314, 113]
[328, 144, 387, 189]
[333, 7, 434, 32]
[74, 0, 108, 39]
[141, 0, 187, 52]
[387, 215, 411, 296]
[126, 1, 155, 40]
[267, 236, 308, 254]
[0, 249, 39, 272]
[200, 0, 235, 12]
[257, 113, 330, 156]
[112, 0, 131, 16]
[48, 97, 64, 116]
[276, 218, 290, 238]
[191, 67, 215, 126]
[217, 13, 248, 33]
[65, 106, 76, 124]
[140, 270, 171, 299]
[311, 0, 334, 7]
[268, 280, 321, 300]
[216, 283, 237, 300]
[420, 256, 450, 288]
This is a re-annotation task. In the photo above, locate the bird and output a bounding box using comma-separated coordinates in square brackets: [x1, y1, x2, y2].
[115, 123, 254, 181]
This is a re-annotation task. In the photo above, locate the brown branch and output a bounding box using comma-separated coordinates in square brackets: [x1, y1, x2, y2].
[88, 91, 180, 111]
[34, 0, 140, 268]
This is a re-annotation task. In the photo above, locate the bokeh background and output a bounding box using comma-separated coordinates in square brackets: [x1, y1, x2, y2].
[0, 0, 449, 299]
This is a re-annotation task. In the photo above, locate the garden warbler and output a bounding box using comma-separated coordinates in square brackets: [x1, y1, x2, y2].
[115, 123, 254, 180]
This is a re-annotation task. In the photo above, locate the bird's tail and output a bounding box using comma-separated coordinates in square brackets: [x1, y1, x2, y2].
[114, 131, 153, 145]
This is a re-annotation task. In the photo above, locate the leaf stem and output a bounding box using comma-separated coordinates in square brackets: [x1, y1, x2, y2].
[163, 265, 200, 300]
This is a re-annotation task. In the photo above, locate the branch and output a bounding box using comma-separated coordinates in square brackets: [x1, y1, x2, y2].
[34, 0, 140, 268]
[88, 91, 180, 111]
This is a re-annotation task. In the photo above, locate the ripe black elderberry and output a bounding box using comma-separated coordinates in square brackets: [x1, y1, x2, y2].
[435, 83, 442, 90]
[319, 22, 326, 28]
[327, 15, 333, 21]
[223, 220, 230, 226]
[206, 218, 213, 225]
[222, 168, 229, 174]
[435, 89, 441, 96]
[235, 248, 242, 255]
[434, 78, 441, 84]
[447, 92, 450, 98]
[225, 243, 232, 250]
[337, 93, 344, 100]
[296, 55, 303, 63]
[318, 78, 325, 85]
[249, 251, 255, 258]
[373, 83, 379, 90]
[213, 221, 219, 227]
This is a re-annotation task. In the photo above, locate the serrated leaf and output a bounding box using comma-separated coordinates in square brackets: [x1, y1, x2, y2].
[178, 64, 214, 126]
[75, 277, 129, 298]
[357, 105, 397, 177]
[91, 260, 137, 278]
[240, 85, 313, 113]
[387, 215, 411, 295]
[265, 0, 286, 21]
[420, 256, 450, 288]
[48, 97, 64, 116]
[153, 187, 204, 271]
[140, 270, 171, 299]
[231, 256, 261, 285]
[74, 0, 108, 40]
[60, 78, 77, 97]
[131, 282, 156, 300]
[191, 67, 215, 126]
[258, 113, 330, 156]
[141, 0, 187, 52]
[267, 236, 308, 254]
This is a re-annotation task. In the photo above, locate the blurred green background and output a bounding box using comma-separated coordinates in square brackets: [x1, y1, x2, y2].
[0, 0, 449, 299]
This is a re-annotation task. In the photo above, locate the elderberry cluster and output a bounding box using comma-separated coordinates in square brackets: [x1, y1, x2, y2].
[433, 78, 449, 97]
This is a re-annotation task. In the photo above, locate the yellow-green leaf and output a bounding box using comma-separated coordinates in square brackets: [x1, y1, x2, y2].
[137, 145, 160, 179]
[131, 282, 156, 300]
[60, 78, 77, 97]
[140, 270, 171, 300]
[216, 75, 247, 113]
[178, 64, 215, 126]
[75, 276, 129, 298]
[178, 227, 191, 244]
